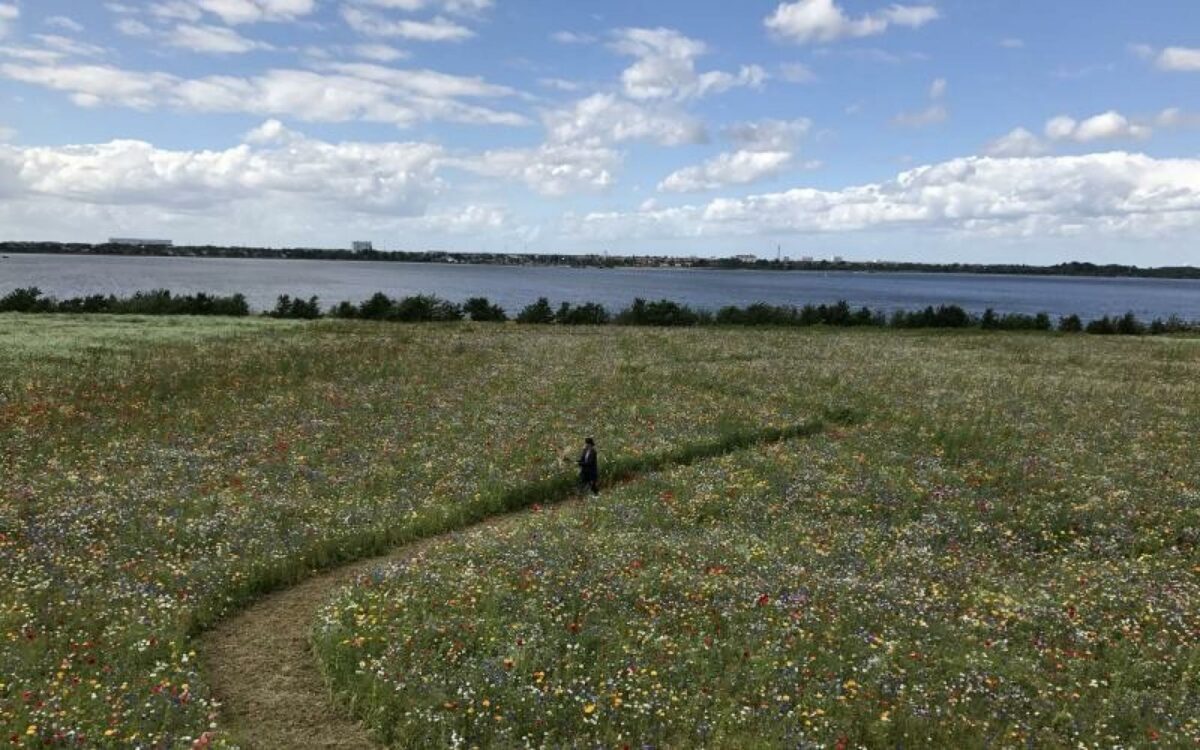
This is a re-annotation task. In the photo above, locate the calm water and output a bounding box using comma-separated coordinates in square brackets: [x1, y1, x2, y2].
[3, 253, 1199, 320]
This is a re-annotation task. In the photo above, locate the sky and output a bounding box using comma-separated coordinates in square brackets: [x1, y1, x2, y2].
[0, 1, 1199, 264]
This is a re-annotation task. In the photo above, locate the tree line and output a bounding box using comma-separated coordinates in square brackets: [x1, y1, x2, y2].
[2, 287, 1195, 337]
[5, 242, 1200, 279]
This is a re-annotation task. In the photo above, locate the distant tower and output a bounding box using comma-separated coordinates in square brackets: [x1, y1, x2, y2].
[776, 244, 782, 262]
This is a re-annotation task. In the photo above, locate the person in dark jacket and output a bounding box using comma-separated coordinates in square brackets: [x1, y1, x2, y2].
[578, 437, 599, 495]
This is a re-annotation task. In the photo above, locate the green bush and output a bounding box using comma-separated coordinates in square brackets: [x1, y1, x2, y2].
[516, 297, 556, 324]
[555, 301, 610, 325]
[1059, 314, 1083, 333]
[615, 298, 704, 327]
[269, 295, 322, 319]
[464, 297, 508, 322]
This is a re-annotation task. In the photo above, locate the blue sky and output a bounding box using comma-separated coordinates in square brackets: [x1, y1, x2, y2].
[1, 0, 1199, 263]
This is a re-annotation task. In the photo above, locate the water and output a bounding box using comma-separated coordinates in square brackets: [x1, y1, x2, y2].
[2, 253, 1199, 320]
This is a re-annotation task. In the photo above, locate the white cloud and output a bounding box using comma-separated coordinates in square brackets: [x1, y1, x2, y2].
[135, 0, 313, 25]
[242, 117, 296, 144]
[612, 27, 765, 101]
[401, 204, 510, 234]
[893, 77, 947, 128]
[659, 118, 813, 193]
[342, 6, 474, 41]
[1157, 47, 1200, 72]
[0, 61, 530, 127]
[0, 123, 14, 141]
[320, 61, 515, 98]
[1045, 111, 1151, 143]
[1156, 107, 1200, 129]
[893, 104, 946, 128]
[779, 62, 817, 83]
[659, 150, 795, 193]
[449, 92, 710, 196]
[0, 3, 19, 38]
[1131, 44, 1200, 73]
[0, 45, 63, 64]
[0, 125, 545, 246]
[115, 18, 154, 37]
[355, 0, 493, 14]
[543, 93, 706, 148]
[1000, 38, 1023, 49]
[569, 152, 1200, 241]
[765, 0, 939, 45]
[724, 118, 812, 151]
[451, 143, 619, 196]
[32, 34, 108, 58]
[551, 31, 596, 45]
[193, 0, 316, 24]
[539, 77, 582, 92]
[983, 127, 1048, 158]
[0, 125, 443, 215]
[353, 43, 409, 62]
[45, 16, 85, 33]
[168, 23, 273, 54]
[0, 63, 177, 108]
[149, 1, 205, 21]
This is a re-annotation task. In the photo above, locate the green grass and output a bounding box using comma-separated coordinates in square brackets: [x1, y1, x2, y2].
[0, 313, 287, 359]
[1, 316, 1197, 747]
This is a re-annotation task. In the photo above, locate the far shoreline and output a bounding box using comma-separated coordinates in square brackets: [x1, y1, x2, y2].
[3, 242, 1200, 281]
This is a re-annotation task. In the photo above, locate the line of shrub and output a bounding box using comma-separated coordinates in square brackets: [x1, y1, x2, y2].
[0, 287, 250, 316]
[3, 287, 1196, 336]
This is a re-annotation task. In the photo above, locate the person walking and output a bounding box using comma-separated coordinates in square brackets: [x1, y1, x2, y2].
[578, 437, 599, 495]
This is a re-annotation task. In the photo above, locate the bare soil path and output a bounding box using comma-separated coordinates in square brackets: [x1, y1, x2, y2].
[200, 506, 560, 749]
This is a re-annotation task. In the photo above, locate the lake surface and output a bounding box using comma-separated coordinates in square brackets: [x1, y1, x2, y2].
[3, 253, 1199, 320]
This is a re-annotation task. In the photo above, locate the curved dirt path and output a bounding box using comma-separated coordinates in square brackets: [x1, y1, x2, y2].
[199, 421, 834, 749]
[200, 507, 561, 749]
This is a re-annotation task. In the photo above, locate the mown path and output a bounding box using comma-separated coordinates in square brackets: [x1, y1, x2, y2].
[199, 420, 836, 749]
[200, 509, 554, 749]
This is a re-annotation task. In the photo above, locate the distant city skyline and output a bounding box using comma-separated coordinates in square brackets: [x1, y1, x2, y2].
[1, 1, 1199, 264]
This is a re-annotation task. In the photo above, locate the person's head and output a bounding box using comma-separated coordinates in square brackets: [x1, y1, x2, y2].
[585, 437, 595, 446]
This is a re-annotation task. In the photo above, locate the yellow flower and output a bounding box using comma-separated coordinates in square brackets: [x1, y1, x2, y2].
[583, 703, 596, 715]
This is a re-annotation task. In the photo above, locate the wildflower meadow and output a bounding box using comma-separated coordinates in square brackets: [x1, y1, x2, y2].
[314, 329, 1200, 747]
[1, 313, 1197, 747]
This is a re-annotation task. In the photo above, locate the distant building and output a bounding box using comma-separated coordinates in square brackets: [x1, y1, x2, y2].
[352, 241, 374, 252]
[800, 256, 814, 262]
[833, 256, 845, 263]
[734, 254, 757, 263]
[109, 238, 173, 247]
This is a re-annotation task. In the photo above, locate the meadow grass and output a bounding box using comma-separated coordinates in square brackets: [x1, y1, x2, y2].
[2, 316, 858, 747]
[0, 313, 287, 361]
[313, 327, 1200, 748]
[1, 316, 1196, 747]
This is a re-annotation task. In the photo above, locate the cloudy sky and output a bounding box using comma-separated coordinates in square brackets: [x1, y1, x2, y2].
[1, 0, 1199, 263]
